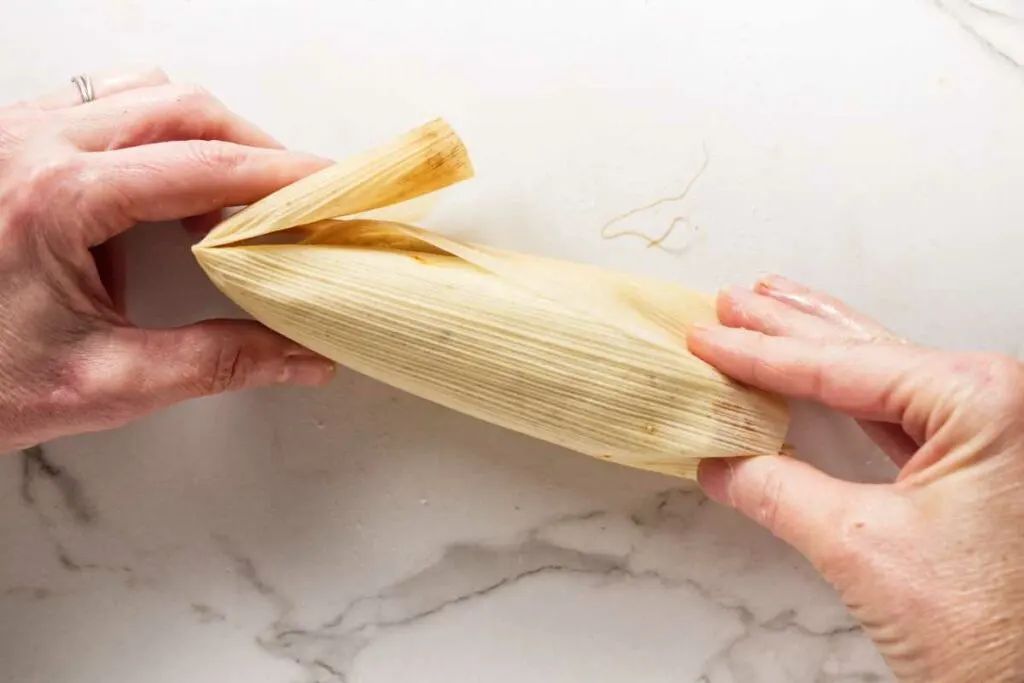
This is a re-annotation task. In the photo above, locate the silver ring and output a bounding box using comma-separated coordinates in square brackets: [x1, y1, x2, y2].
[70, 74, 94, 104]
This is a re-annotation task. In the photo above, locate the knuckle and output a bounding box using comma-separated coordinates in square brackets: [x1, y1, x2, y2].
[1, 152, 84, 228]
[21, 334, 132, 435]
[753, 466, 784, 532]
[747, 337, 776, 384]
[171, 83, 226, 120]
[174, 82, 218, 107]
[201, 341, 255, 395]
[48, 365, 102, 419]
[961, 353, 1024, 415]
[187, 139, 244, 172]
[146, 66, 171, 85]
[25, 152, 84, 194]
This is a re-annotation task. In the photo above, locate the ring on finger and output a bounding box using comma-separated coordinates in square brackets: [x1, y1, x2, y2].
[70, 74, 95, 104]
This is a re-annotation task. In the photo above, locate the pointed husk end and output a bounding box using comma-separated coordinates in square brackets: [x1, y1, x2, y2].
[194, 118, 473, 251]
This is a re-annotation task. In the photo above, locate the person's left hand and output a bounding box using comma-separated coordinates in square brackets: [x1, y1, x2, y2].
[0, 68, 337, 451]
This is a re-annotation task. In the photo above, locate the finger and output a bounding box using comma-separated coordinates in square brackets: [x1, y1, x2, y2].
[60, 83, 282, 151]
[71, 141, 331, 245]
[688, 325, 936, 423]
[84, 321, 336, 417]
[21, 67, 170, 110]
[754, 275, 894, 339]
[698, 456, 885, 573]
[717, 286, 849, 340]
[716, 287, 920, 465]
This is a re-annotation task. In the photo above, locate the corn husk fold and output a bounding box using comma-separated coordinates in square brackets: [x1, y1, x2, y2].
[193, 119, 789, 479]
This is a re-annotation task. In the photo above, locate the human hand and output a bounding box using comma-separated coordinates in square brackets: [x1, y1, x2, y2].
[0, 68, 337, 451]
[688, 276, 1024, 683]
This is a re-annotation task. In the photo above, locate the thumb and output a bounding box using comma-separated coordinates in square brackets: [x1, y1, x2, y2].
[698, 455, 873, 572]
[95, 320, 335, 411]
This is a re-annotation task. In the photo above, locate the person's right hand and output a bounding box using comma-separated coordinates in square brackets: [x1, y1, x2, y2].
[688, 276, 1024, 683]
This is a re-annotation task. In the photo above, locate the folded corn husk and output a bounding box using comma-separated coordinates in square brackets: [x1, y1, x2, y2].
[193, 119, 789, 479]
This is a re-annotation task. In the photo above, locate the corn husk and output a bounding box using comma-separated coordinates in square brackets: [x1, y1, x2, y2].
[193, 119, 789, 479]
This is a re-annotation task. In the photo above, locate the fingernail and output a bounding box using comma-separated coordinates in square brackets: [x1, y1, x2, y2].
[283, 345, 337, 365]
[301, 153, 335, 168]
[279, 358, 336, 386]
[755, 274, 799, 294]
[697, 458, 734, 504]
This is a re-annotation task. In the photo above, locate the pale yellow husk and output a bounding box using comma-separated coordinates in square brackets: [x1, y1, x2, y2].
[193, 119, 789, 480]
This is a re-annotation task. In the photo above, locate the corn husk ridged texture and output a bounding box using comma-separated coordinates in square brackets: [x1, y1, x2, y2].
[193, 119, 789, 479]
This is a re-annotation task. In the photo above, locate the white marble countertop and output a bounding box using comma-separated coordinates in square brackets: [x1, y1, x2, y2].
[2, 1, 1024, 681]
